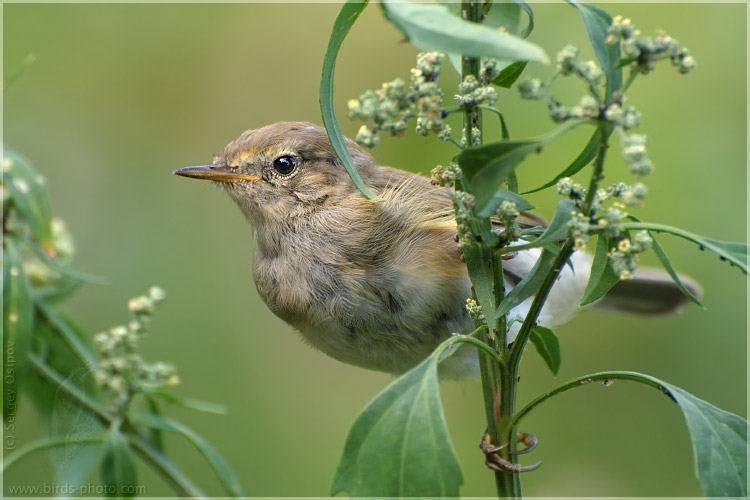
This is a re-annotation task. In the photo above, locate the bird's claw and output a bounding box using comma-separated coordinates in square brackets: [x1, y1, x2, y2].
[480, 430, 541, 473]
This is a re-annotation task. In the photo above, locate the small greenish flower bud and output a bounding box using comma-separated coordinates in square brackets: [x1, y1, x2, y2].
[355, 126, 380, 148]
[578, 95, 599, 117]
[518, 78, 546, 100]
[128, 295, 155, 314]
[437, 125, 453, 143]
[579, 60, 604, 85]
[548, 100, 576, 123]
[416, 52, 444, 80]
[631, 230, 653, 252]
[458, 75, 479, 95]
[465, 298, 485, 323]
[620, 107, 642, 129]
[496, 200, 519, 221]
[557, 45, 579, 75]
[605, 103, 623, 123]
[671, 48, 696, 74]
[51, 218, 75, 259]
[608, 248, 639, 280]
[149, 286, 166, 303]
[110, 325, 128, 340]
[567, 210, 590, 251]
[556, 177, 575, 197]
[430, 162, 460, 187]
[94, 332, 110, 349]
[598, 202, 627, 238]
[620, 181, 648, 206]
[629, 158, 654, 176]
[470, 126, 481, 146]
[480, 58, 501, 83]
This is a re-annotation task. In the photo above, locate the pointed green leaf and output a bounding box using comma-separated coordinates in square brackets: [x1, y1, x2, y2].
[484, 1, 521, 35]
[522, 199, 576, 248]
[567, 1, 622, 99]
[3, 147, 55, 252]
[382, 0, 548, 63]
[131, 413, 244, 498]
[3, 239, 33, 422]
[580, 233, 619, 306]
[492, 61, 528, 88]
[319, 1, 377, 200]
[100, 425, 138, 499]
[331, 344, 462, 497]
[525, 126, 612, 194]
[458, 120, 585, 214]
[529, 326, 561, 375]
[516, 371, 748, 498]
[3, 53, 36, 91]
[476, 187, 534, 218]
[621, 222, 748, 274]
[665, 383, 748, 497]
[143, 388, 227, 415]
[649, 233, 704, 307]
[497, 247, 555, 316]
[143, 396, 165, 452]
[517, 1, 534, 37]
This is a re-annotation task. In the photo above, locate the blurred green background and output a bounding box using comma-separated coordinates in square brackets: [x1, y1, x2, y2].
[3, 2, 746, 497]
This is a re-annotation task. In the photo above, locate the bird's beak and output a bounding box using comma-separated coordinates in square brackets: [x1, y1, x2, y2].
[173, 164, 261, 183]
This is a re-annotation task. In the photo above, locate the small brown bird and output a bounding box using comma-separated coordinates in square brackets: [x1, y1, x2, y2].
[175, 122, 699, 377]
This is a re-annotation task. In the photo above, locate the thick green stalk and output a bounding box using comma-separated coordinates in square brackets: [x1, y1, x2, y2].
[459, 1, 516, 497]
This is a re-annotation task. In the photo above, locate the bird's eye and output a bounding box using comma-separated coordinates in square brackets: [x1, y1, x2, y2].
[272, 155, 298, 177]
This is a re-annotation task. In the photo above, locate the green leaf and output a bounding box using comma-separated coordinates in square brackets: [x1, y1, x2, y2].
[523, 199, 576, 248]
[331, 342, 462, 497]
[476, 187, 534, 218]
[650, 233, 704, 307]
[567, 1, 622, 100]
[515, 0, 534, 38]
[491, 61, 527, 88]
[3, 53, 36, 91]
[496, 247, 555, 316]
[319, 1, 377, 200]
[3, 239, 33, 422]
[458, 120, 585, 214]
[580, 233, 619, 306]
[131, 413, 244, 498]
[515, 371, 748, 498]
[484, 1, 521, 35]
[143, 396, 165, 452]
[621, 222, 748, 274]
[143, 388, 228, 415]
[381, 0, 548, 63]
[524, 125, 612, 194]
[3, 147, 55, 253]
[529, 325, 561, 375]
[665, 383, 748, 497]
[100, 424, 138, 499]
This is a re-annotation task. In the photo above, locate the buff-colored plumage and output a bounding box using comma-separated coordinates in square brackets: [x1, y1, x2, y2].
[175, 122, 699, 377]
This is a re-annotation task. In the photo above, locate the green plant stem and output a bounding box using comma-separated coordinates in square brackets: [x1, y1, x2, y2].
[459, 1, 513, 497]
[509, 122, 609, 372]
[510, 371, 678, 427]
[28, 353, 207, 498]
[493, 122, 610, 497]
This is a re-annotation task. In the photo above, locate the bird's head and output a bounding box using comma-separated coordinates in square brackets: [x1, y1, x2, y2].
[174, 122, 377, 226]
